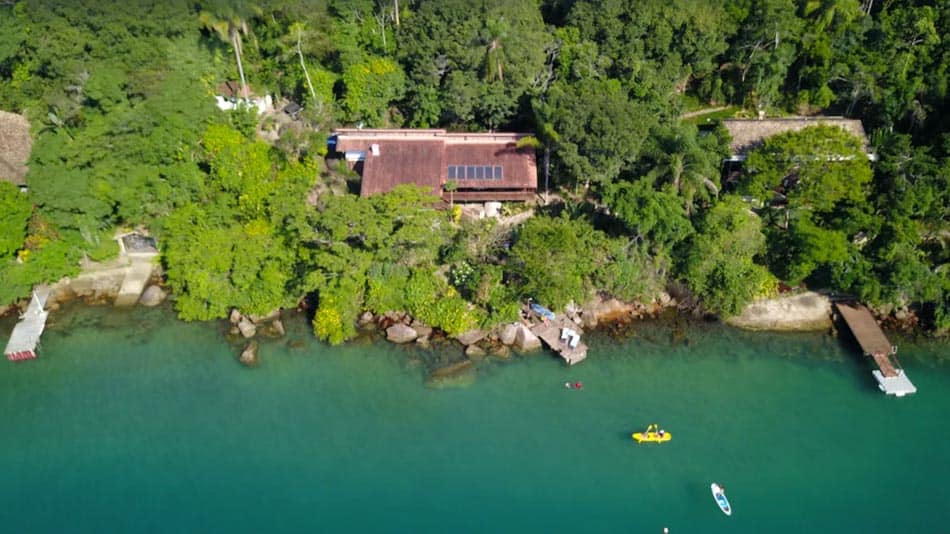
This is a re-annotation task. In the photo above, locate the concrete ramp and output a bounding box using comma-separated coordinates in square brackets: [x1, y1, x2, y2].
[114, 262, 154, 306]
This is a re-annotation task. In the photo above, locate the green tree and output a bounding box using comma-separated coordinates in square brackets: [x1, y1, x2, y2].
[161, 124, 312, 321]
[682, 196, 775, 316]
[507, 214, 605, 309]
[565, 0, 735, 109]
[740, 124, 872, 282]
[0, 182, 32, 259]
[602, 177, 693, 252]
[535, 78, 652, 190]
[341, 56, 406, 125]
[305, 185, 457, 342]
[723, 0, 803, 111]
[396, 0, 549, 129]
[641, 123, 723, 216]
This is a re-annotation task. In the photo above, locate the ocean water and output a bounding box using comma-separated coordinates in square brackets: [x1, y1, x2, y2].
[1, 304, 948, 533]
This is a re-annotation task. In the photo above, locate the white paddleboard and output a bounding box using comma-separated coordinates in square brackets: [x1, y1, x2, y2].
[711, 483, 732, 516]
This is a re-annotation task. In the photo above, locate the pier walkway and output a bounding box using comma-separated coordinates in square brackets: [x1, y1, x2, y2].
[531, 318, 588, 365]
[835, 302, 916, 397]
[4, 287, 50, 362]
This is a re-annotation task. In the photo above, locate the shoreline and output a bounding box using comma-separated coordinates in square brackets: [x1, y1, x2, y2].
[2, 281, 937, 366]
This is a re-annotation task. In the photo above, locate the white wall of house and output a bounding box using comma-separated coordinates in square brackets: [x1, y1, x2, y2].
[214, 94, 274, 115]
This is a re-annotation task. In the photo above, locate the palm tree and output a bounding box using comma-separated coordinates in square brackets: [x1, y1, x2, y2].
[480, 17, 509, 83]
[199, 2, 260, 99]
[647, 127, 720, 217]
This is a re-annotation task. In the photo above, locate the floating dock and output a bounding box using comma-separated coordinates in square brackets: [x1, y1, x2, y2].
[835, 302, 916, 397]
[4, 287, 50, 362]
[531, 317, 588, 365]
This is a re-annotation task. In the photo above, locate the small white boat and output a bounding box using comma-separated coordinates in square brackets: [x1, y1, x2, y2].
[711, 483, 731, 516]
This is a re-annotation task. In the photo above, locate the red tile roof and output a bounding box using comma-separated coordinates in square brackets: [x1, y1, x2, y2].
[333, 129, 537, 200]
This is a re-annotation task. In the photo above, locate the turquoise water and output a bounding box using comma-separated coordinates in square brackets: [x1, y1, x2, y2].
[1, 305, 948, 533]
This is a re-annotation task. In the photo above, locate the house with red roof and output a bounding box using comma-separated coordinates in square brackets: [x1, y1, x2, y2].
[330, 129, 538, 202]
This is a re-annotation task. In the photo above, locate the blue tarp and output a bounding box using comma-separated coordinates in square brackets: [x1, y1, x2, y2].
[529, 302, 556, 320]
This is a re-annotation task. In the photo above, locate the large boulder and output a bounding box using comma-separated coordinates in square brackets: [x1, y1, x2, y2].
[386, 323, 418, 344]
[726, 292, 832, 331]
[454, 329, 487, 346]
[498, 323, 519, 346]
[513, 324, 542, 352]
[582, 296, 635, 328]
[138, 285, 167, 307]
[229, 308, 242, 324]
[237, 316, 257, 338]
[412, 323, 433, 339]
[239, 341, 259, 367]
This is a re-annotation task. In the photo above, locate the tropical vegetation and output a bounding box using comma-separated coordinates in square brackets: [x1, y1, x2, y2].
[0, 0, 946, 336]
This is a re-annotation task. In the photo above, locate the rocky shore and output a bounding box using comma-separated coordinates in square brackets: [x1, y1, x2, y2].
[4, 269, 935, 381]
[726, 292, 832, 332]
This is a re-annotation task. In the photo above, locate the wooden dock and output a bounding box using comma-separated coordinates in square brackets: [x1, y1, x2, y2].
[531, 318, 588, 365]
[4, 287, 50, 362]
[835, 302, 915, 396]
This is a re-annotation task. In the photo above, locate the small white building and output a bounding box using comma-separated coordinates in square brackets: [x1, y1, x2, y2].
[214, 81, 273, 115]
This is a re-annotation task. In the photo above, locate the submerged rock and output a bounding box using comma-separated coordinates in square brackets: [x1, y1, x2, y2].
[259, 319, 285, 338]
[138, 285, 167, 307]
[489, 344, 511, 359]
[249, 308, 281, 324]
[239, 341, 259, 367]
[465, 344, 487, 358]
[426, 359, 475, 388]
[386, 323, 418, 344]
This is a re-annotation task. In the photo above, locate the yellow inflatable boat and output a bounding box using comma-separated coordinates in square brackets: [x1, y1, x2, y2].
[632, 424, 671, 443]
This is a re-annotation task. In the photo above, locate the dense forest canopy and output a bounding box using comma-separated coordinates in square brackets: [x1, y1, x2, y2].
[0, 0, 947, 336]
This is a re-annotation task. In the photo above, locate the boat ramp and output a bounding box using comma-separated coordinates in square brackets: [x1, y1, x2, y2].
[835, 302, 916, 397]
[4, 287, 50, 362]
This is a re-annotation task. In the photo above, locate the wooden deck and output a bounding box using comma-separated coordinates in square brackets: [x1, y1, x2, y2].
[531, 318, 588, 365]
[835, 302, 897, 377]
[835, 301, 916, 396]
[835, 303, 893, 359]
